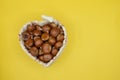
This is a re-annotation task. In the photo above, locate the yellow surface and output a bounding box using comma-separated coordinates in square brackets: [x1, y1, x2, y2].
[0, 0, 120, 80]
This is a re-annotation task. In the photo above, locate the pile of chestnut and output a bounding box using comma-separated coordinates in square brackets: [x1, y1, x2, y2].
[21, 22, 64, 63]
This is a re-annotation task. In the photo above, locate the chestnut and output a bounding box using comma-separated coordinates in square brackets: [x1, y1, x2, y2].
[51, 48, 58, 56]
[22, 32, 31, 41]
[42, 43, 51, 54]
[43, 54, 53, 62]
[50, 27, 60, 37]
[25, 39, 33, 47]
[41, 33, 49, 41]
[27, 25, 35, 32]
[42, 25, 51, 33]
[33, 30, 41, 36]
[55, 41, 63, 49]
[48, 37, 56, 45]
[38, 55, 44, 61]
[35, 39, 43, 47]
[57, 34, 64, 41]
[50, 23, 57, 28]
[29, 47, 38, 56]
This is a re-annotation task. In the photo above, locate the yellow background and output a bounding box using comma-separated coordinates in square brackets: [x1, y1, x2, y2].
[0, 0, 120, 80]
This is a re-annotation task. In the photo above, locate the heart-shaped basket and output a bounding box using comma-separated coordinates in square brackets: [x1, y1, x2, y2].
[19, 15, 67, 67]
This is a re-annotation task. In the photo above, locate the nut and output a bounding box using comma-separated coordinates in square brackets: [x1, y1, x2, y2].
[29, 47, 38, 56]
[41, 33, 49, 41]
[35, 39, 43, 47]
[42, 43, 51, 54]
[55, 41, 63, 49]
[57, 34, 64, 41]
[48, 37, 56, 45]
[25, 39, 33, 47]
[50, 23, 57, 28]
[33, 30, 41, 36]
[22, 31, 31, 41]
[27, 25, 35, 32]
[38, 55, 44, 61]
[43, 54, 53, 62]
[51, 48, 58, 56]
[42, 25, 51, 33]
[50, 27, 60, 37]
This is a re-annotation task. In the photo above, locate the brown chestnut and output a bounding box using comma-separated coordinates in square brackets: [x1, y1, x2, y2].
[50, 23, 57, 28]
[22, 32, 31, 41]
[42, 25, 51, 33]
[55, 41, 63, 49]
[41, 33, 49, 41]
[35, 39, 43, 47]
[50, 27, 60, 37]
[57, 34, 64, 41]
[25, 39, 33, 47]
[43, 54, 53, 62]
[29, 47, 38, 56]
[42, 43, 51, 54]
[38, 55, 44, 61]
[33, 30, 41, 36]
[27, 25, 35, 32]
[48, 37, 56, 45]
[51, 48, 58, 56]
